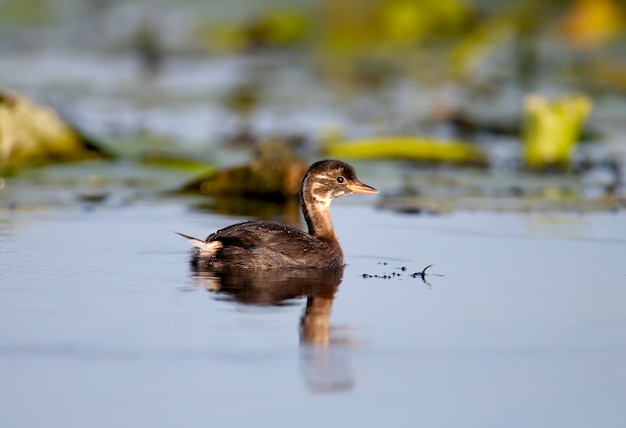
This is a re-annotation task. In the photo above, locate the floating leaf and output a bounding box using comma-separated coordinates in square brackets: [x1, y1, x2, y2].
[322, 135, 487, 166]
[180, 139, 307, 201]
[522, 94, 592, 170]
[0, 88, 109, 172]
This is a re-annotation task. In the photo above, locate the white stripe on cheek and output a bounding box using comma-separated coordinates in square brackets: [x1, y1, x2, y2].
[314, 174, 333, 180]
[310, 183, 331, 204]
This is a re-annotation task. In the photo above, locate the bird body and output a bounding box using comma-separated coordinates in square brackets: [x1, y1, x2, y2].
[179, 160, 377, 271]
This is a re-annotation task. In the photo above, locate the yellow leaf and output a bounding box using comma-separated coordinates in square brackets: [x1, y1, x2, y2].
[523, 94, 592, 170]
[323, 135, 487, 165]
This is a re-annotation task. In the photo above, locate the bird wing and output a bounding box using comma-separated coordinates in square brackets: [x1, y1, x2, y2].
[207, 221, 328, 260]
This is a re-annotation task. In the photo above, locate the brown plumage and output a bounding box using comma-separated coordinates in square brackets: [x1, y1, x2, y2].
[178, 160, 377, 271]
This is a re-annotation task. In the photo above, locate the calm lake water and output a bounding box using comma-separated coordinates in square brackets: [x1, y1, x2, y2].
[1, 193, 624, 427]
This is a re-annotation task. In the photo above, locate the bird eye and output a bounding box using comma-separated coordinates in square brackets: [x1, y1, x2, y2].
[336, 176, 345, 183]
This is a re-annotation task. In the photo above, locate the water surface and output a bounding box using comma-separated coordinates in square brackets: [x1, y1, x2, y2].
[1, 197, 624, 427]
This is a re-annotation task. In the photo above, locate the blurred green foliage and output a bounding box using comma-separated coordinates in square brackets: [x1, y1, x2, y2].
[194, 0, 626, 84]
[2, 0, 625, 175]
[0, 0, 52, 25]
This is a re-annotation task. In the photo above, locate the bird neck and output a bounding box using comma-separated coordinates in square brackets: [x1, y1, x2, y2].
[300, 182, 337, 242]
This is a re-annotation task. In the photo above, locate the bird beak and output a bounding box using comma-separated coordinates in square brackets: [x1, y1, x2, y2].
[347, 180, 378, 194]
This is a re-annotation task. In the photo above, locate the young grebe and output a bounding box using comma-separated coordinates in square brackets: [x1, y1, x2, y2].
[178, 159, 377, 270]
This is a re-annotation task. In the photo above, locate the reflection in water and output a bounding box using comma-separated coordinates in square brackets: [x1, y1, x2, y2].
[190, 266, 355, 393]
[299, 289, 355, 393]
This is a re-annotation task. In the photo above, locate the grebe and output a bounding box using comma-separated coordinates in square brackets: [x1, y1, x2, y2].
[178, 160, 377, 270]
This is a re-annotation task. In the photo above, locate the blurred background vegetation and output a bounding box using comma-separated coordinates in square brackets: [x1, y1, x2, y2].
[1, 0, 625, 210]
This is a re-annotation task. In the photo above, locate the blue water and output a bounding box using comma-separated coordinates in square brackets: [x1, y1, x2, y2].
[1, 197, 624, 427]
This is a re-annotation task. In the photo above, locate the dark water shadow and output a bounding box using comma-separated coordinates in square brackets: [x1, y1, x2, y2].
[189, 266, 355, 393]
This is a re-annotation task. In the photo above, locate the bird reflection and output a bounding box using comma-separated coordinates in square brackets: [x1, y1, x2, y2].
[189, 266, 355, 393]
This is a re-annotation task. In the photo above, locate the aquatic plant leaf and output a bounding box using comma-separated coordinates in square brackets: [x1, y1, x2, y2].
[139, 151, 214, 173]
[522, 94, 592, 170]
[179, 139, 307, 201]
[0, 88, 108, 172]
[323, 135, 487, 165]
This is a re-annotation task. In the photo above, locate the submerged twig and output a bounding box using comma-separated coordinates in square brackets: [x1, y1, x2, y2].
[410, 264, 433, 282]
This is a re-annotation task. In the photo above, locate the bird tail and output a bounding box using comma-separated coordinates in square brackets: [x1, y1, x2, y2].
[175, 232, 223, 256]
